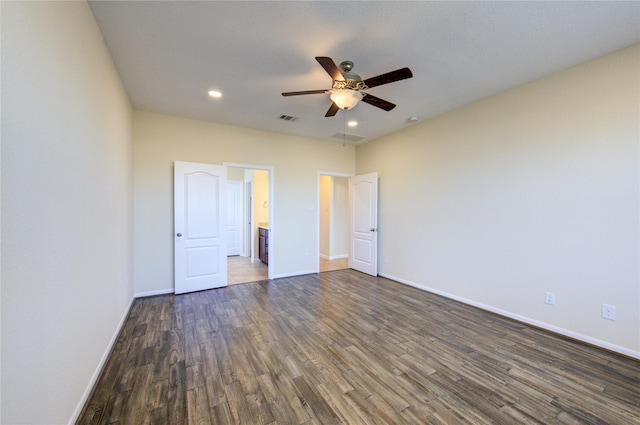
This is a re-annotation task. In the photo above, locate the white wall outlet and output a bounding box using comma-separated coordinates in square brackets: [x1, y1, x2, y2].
[383, 255, 389, 263]
[602, 304, 617, 321]
[545, 292, 555, 305]
[304, 252, 309, 261]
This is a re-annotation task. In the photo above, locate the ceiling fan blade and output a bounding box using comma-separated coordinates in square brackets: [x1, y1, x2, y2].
[316, 57, 344, 81]
[325, 102, 339, 117]
[282, 90, 327, 96]
[361, 94, 396, 111]
[363, 67, 413, 88]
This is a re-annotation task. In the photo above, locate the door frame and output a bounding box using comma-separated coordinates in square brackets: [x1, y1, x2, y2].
[225, 162, 274, 280]
[316, 171, 353, 273]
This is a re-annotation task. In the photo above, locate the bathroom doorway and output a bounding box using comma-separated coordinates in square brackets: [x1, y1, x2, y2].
[226, 164, 273, 284]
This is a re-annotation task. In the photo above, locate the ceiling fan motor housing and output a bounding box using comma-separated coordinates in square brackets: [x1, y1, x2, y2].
[339, 60, 363, 83]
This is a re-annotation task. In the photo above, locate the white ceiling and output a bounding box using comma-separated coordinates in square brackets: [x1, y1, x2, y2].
[89, 1, 639, 145]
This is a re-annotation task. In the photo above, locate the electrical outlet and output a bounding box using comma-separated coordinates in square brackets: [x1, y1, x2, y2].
[304, 252, 309, 261]
[383, 255, 389, 263]
[545, 292, 555, 305]
[602, 304, 617, 321]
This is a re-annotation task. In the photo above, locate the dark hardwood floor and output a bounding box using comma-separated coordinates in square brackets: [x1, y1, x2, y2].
[78, 270, 640, 424]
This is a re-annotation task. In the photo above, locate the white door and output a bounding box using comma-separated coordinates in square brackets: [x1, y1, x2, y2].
[226, 181, 243, 256]
[245, 181, 252, 257]
[350, 172, 378, 276]
[174, 161, 227, 294]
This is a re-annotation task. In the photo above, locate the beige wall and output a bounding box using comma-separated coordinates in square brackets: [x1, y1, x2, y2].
[133, 110, 355, 294]
[357, 45, 640, 356]
[320, 176, 349, 260]
[319, 175, 332, 257]
[227, 167, 245, 181]
[331, 177, 349, 258]
[1, 2, 134, 423]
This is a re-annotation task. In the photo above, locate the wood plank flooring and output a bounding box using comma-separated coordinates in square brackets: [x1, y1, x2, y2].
[78, 270, 640, 424]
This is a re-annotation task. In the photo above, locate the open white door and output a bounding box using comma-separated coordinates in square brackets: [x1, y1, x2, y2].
[174, 161, 227, 294]
[350, 172, 378, 276]
[226, 181, 243, 256]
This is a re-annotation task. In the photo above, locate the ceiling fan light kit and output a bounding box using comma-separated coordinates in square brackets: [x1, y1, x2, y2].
[330, 89, 364, 110]
[282, 56, 413, 117]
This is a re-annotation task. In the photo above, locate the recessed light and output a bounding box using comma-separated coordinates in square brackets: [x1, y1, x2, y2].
[208, 90, 222, 98]
[347, 121, 358, 127]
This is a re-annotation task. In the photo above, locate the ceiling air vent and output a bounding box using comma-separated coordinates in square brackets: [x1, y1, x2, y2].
[279, 114, 298, 122]
[331, 132, 366, 143]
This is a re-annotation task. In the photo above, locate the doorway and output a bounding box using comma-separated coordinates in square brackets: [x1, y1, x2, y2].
[318, 173, 350, 272]
[226, 164, 273, 284]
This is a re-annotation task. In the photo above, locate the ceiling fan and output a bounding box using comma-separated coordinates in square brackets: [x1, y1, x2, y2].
[282, 56, 413, 117]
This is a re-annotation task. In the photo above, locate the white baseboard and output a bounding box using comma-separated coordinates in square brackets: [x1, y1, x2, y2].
[134, 288, 174, 298]
[321, 254, 348, 260]
[379, 272, 640, 360]
[68, 296, 135, 424]
[329, 254, 348, 260]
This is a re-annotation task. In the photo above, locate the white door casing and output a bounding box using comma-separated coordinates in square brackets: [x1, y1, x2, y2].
[174, 161, 227, 294]
[226, 181, 243, 256]
[350, 172, 378, 276]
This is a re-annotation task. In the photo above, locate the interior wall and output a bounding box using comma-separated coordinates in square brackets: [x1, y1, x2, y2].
[356, 45, 640, 356]
[319, 175, 332, 258]
[133, 110, 355, 294]
[227, 167, 244, 181]
[330, 177, 349, 258]
[1, 2, 134, 424]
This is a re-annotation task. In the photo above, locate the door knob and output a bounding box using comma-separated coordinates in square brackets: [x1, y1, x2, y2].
[370, 228, 376, 232]
[176, 233, 182, 237]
